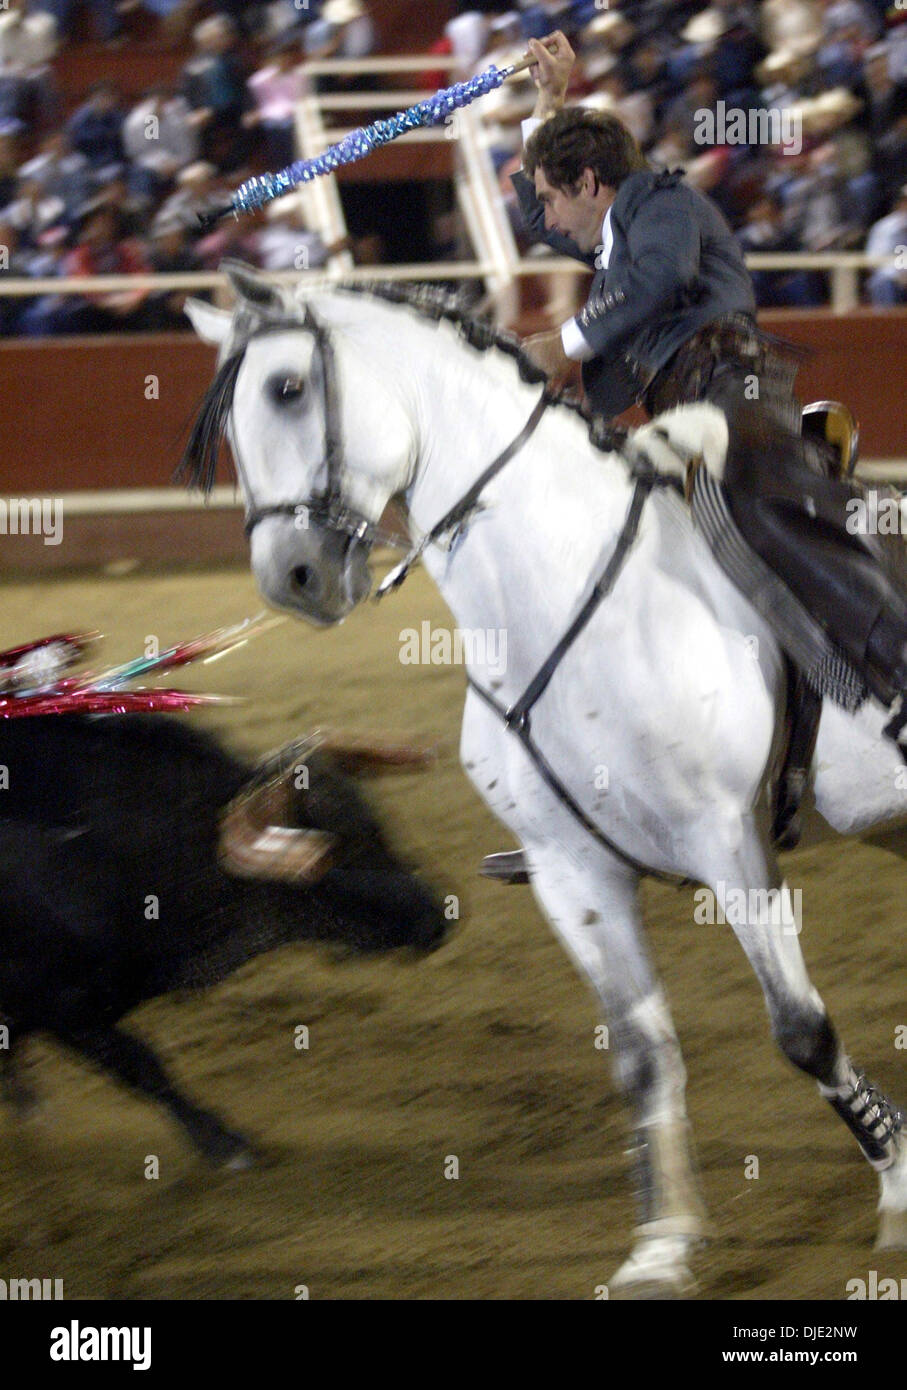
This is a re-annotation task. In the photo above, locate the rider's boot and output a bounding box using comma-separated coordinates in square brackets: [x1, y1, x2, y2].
[865, 610, 907, 749]
[480, 849, 530, 883]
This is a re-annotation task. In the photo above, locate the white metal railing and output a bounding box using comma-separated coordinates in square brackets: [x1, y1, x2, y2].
[0, 254, 903, 306]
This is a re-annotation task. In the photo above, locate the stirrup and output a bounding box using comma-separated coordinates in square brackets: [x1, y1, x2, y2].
[479, 850, 530, 884]
[801, 400, 859, 479]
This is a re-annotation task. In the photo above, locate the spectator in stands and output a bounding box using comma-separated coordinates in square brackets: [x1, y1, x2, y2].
[577, 11, 637, 87]
[668, 8, 728, 90]
[861, 40, 907, 149]
[876, 108, 907, 204]
[158, 159, 223, 228]
[305, 0, 377, 93]
[736, 191, 826, 303]
[661, 66, 721, 147]
[819, 0, 881, 44]
[67, 81, 125, 177]
[0, 126, 22, 206]
[0, 217, 30, 333]
[195, 204, 262, 270]
[756, 44, 819, 109]
[0, 0, 58, 127]
[589, 63, 654, 147]
[444, 11, 489, 78]
[181, 14, 249, 170]
[760, 0, 823, 56]
[779, 139, 863, 266]
[469, 15, 535, 171]
[245, 36, 307, 170]
[621, 37, 671, 128]
[709, 4, 766, 105]
[34, 0, 124, 45]
[0, 0, 57, 70]
[256, 191, 330, 270]
[123, 86, 197, 200]
[144, 210, 201, 327]
[19, 197, 151, 334]
[138, 0, 201, 49]
[18, 129, 90, 220]
[817, 16, 873, 87]
[865, 182, 907, 303]
[1, 175, 65, 253]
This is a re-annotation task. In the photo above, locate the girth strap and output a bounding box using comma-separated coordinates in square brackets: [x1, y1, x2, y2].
[503, 467, 661, 732]
[468, 462, 683, 883]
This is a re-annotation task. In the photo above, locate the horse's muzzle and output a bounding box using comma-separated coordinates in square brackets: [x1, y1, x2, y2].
[250, 516, 372, 625]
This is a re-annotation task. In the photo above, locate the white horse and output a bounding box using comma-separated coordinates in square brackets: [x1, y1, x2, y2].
[184, 262, 907, 1296]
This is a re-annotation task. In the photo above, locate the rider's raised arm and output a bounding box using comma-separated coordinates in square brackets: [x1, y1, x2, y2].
[509, 30, 590, 264]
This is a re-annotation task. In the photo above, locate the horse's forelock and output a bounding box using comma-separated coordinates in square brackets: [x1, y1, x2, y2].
[176, 345, 247, 495]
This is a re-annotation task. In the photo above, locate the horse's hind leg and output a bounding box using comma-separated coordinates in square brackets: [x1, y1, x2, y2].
[703, 816, 906, 1250]
[527, 843, 706, 1297]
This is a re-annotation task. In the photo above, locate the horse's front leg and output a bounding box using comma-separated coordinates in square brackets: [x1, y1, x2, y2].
[703, 818, 906, 1252]
[527, 843, 707, 1297]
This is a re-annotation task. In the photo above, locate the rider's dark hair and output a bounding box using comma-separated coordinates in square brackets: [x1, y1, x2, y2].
[523, 107, 648, 193]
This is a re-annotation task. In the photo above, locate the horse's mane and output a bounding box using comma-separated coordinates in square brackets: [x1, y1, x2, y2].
[336, 280, 623, 451]
[177, 280, 625, 494]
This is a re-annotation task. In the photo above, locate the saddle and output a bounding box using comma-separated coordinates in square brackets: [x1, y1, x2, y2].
[690, 399, 897, 849]
[480, 401, 894, 886]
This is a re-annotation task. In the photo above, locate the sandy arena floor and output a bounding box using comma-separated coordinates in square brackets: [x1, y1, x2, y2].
[0, 563, 905, 1299]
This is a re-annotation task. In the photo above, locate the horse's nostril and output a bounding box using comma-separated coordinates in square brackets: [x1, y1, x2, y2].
[292, 565, 310, 590]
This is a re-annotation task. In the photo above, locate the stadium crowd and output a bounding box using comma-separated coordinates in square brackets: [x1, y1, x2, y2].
[0, 0, 905, 334]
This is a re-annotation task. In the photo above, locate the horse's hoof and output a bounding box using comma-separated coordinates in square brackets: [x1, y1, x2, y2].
[608, 1275, 696, 1300]
[608, 1236, 698, 1300]
[202, 1127, 257, 1170]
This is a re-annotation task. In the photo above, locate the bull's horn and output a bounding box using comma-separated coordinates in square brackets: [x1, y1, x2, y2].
[316, 729, 439, 775]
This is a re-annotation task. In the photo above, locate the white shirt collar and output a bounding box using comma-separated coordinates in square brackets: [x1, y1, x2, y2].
[598, 206, 614, 270]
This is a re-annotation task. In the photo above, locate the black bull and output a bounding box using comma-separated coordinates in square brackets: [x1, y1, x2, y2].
[0, 714, 447, 1164]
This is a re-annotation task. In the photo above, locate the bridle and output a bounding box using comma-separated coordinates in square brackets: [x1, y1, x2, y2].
[227, 305, 558, 579]
[231, 307, 383, 546]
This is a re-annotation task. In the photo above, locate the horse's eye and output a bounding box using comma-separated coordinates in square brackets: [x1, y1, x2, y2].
[269, 374, 306, 406]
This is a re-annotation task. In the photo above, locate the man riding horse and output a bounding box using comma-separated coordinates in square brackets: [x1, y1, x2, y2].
[514, 31, 907, 716]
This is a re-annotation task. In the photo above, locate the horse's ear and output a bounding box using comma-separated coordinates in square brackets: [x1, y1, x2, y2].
[184, 297, 233, 345]
[220, 258, 293, 318]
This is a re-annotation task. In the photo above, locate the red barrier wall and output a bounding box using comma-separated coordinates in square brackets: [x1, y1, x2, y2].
[1, 310, 905, 497]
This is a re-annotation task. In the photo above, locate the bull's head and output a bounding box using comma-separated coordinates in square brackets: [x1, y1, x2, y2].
[219, 732, 448, 953]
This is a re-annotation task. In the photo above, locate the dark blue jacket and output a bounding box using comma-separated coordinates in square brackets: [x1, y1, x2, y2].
[511, 164, 757, 417]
